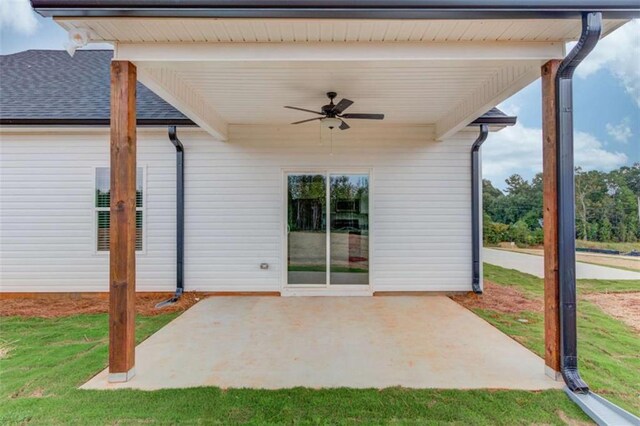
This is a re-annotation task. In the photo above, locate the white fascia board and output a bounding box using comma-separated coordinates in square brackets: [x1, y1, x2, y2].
[115, 41, 564, 63]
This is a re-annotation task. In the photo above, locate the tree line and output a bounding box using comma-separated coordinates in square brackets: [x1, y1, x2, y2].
[483, 164, 640, 246]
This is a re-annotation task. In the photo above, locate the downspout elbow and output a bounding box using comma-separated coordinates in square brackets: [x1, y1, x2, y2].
[169, 125, 184, 152]
[471, 125, 489, 153]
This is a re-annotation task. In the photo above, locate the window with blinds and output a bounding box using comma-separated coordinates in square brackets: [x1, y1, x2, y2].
[95, 167, 144, 251]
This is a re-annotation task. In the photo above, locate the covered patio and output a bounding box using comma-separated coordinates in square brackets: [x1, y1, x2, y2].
[82, 295, 560, 390]
[31, 4, 639, 423]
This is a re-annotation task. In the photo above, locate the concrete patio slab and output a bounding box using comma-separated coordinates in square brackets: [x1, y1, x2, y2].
[82, 296, 562, 391]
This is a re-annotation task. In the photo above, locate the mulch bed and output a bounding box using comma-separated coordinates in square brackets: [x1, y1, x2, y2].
[451, 281, 543, 314]
[0, 292, 204, 318]
[3, 283, 545, 318]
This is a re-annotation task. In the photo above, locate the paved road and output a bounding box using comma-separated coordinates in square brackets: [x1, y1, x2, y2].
[483, 248, 640, 280]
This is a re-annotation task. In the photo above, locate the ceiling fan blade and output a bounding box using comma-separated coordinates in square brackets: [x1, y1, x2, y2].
[284, 106, 324, 115]
[340, 113, 385, 120]
[339, 120, 350, 130]
[291, 117, 323, 125]
[332, 98, 354, 114]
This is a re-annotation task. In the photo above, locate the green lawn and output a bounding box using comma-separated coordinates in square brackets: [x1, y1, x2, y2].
[0, 310, 590, 424]
[480, 264, 640, 415]
[3, 268, 635, 424]
[575, 240, 640, 253]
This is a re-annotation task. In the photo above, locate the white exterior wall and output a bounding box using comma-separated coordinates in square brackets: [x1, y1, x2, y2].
[1, 128, 177, 292]
[0, 125, 476, 293]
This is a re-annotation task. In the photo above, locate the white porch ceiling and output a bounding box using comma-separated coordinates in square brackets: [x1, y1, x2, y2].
[58, 18, 626, 43]
[111, 39, 560, 140]
[52, 17, 627, 141]
[141, 60, 535, 126]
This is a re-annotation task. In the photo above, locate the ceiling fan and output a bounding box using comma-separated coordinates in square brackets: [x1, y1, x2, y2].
[284, 92, 384, 130]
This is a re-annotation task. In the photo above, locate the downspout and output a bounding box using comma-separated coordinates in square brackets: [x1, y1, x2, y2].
[551, 14, 639, 423]
[471, 124, 489, 294]
[555, 11, 601, 394]
[156, 126, 184, 308]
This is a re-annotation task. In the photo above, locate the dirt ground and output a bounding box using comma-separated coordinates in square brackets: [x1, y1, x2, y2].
[584, 292, 640, 333]
[0, 292, 203, 318]
[578, 253, 640, 271]
[452, 278, 639, 335]
[5, 287, 637, 335]
[451, 281, 542, 314]
[495, 247, 640, 272]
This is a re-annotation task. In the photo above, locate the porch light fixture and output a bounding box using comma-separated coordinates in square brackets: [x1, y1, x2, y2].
[321, 117, 342, 130]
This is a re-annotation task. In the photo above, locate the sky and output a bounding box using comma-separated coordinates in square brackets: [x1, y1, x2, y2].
[1, 0, 638, 190]
[485, 21, 640, 189]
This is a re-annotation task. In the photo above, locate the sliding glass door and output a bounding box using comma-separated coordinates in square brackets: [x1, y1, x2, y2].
[286, 172, 369, 287]
[287, 174, 327, 285]
[330, 174, 369, 285]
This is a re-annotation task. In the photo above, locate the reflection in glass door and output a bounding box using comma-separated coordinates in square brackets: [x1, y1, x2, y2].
[287, 174, 327, 285]
[330, 174, 369, 285]
[286, 172, 369, 287]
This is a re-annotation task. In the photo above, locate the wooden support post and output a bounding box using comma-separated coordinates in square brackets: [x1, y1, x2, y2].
[109, 60, 137, 382]
[542, 59, 562, 379]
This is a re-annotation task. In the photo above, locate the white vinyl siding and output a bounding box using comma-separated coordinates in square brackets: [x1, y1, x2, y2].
[0, 129, 175, 292]
[0, 125, 477, 293]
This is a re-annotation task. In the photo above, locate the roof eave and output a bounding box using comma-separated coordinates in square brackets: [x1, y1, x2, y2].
[470, 115, 517, 126]
[1, 117, 515, 128]
[31, 1, 640, 19]
[0, 118, 197, 127]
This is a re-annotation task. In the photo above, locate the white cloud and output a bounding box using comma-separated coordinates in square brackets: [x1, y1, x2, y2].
[606, 118, 633, 144]
[575, 131, 629, 170]
[482, 124, 628, 187]
[496, 99, 522, 117]
[569, 19, 640, 106]
[482, 124, 543, 186]
[0, 0, 38, 35]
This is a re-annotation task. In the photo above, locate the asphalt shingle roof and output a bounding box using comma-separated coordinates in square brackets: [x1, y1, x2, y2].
[0, 49, 515, 127]
[0, 50, 189, 124]
[471, 107, 517, 126]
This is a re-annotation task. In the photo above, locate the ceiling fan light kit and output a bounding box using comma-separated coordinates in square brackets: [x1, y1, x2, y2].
[285, 92, 384, 131]
[321, 117, 342, 130]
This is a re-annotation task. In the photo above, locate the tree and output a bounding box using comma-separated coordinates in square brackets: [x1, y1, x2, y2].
[575, 167, 605, 241]
[482, 179, 503, 221]
[496, 174, 542, 227]
[482, 165, 640, 246]
[504, 174, 529, 195]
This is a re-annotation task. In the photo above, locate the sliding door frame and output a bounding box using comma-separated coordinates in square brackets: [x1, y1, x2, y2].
[281, 168, 373, 296]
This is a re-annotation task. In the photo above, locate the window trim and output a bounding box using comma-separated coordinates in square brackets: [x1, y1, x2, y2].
[92, 165, 147, 255]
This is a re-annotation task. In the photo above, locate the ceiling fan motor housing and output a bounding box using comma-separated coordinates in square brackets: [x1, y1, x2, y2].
[322, 105, 336, 115]
[323, 92, 338, 115]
